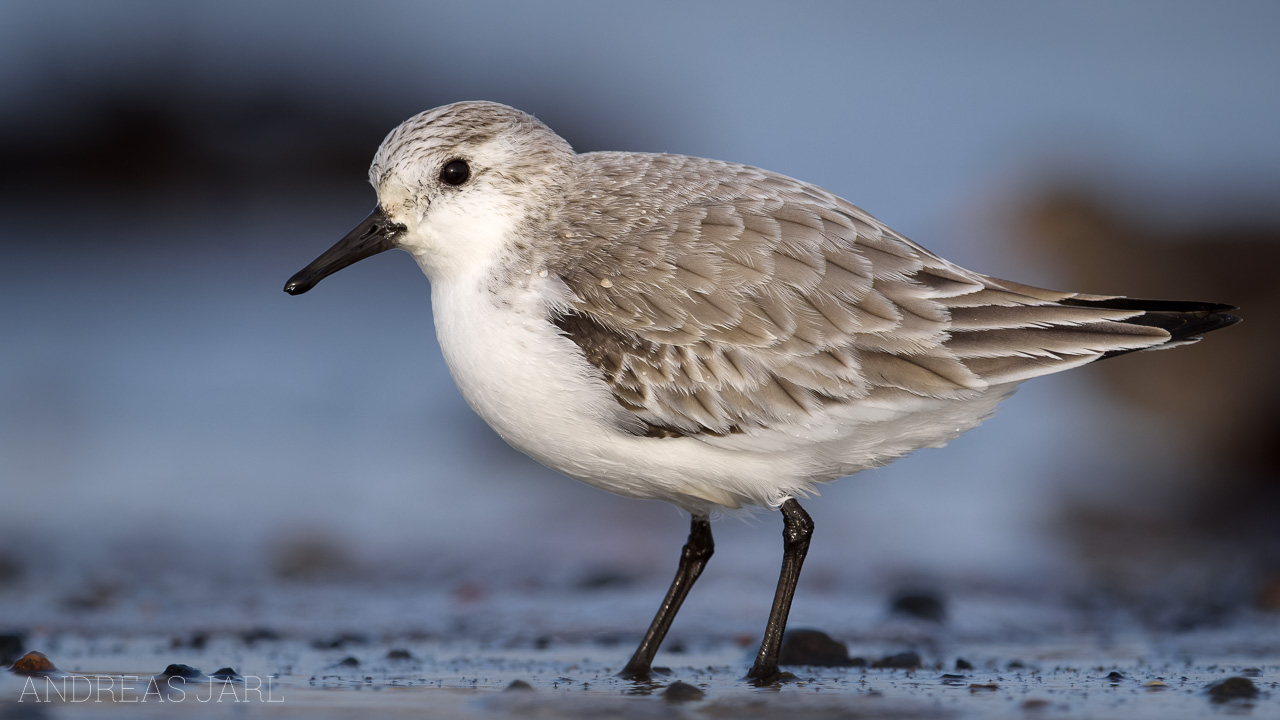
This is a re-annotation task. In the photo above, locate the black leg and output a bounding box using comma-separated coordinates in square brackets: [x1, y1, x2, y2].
[745, 498, 813, 684]
[618, 515, 714, 680]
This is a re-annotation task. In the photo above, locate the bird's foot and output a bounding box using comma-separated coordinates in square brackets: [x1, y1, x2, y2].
[617, 664, 671, 682]
[744, 665, 797, 686]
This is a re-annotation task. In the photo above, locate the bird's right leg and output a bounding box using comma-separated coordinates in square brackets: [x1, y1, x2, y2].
[617, 514, 714, 680]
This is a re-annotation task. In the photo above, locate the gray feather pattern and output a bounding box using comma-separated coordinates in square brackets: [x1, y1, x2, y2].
[547, 152, 1176, 439]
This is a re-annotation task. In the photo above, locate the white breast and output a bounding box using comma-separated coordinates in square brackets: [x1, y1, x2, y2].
[430, 269, 629, 461]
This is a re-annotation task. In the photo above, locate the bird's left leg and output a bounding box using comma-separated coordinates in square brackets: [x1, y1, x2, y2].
[745, 498, 813, 684]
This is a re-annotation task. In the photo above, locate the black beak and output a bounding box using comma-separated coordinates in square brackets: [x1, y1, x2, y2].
[284, 206, 405, 295]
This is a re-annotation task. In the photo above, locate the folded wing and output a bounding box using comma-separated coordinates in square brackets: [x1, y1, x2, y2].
[549, 153, 1238, 446]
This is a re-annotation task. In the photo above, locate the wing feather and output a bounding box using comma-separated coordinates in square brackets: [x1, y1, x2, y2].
[549, 153, 1194, 444]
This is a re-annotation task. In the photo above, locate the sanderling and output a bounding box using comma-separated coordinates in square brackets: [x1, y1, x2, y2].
[284, 101, 1238, 683]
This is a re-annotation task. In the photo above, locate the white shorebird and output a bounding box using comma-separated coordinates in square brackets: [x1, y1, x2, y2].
[285, 101, 1238, 683]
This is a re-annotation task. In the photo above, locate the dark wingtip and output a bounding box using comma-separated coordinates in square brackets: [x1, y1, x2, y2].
[1127, 305, 1239, 343]
[1061, 297, 1238, 314]
[1063, 295, 1241, 359]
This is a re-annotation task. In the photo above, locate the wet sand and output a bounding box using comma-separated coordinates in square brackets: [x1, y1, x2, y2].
[3, 580, 1276, 718]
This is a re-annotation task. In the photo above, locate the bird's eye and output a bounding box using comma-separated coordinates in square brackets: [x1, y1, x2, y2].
[439, 159, 471, 186]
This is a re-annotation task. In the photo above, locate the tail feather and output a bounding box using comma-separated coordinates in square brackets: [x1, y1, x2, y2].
[1059, 296, 1241, 357]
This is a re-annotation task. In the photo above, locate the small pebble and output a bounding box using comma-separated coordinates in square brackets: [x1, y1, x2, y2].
[889, 590, 947, 622]
[779, 628, 854, 667]
[505, 679, 534, 692]
[663, 680, 705, 703]
[8, 651, 59, 676]
[969, 682, 999, 692]
[386, 649, 413, 660]
[311, 633, 369, 649]
[241, 628, 282, 644]
[1106, 671, 1125, 682]
[158, 663, 204, 680]
[955, 658, 974, 671]
[1207, 676, 1258, 702]
[575, 569, 635, 590]
[872, 651, 922, 669]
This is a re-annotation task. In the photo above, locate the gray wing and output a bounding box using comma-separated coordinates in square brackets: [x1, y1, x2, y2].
[547, 153, 1200, 442]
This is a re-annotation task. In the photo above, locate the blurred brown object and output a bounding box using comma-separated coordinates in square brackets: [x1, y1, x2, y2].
[1016, 187, 1280, 611]
[1019, 189, 1277, 470]
[270, 531, 362, 583]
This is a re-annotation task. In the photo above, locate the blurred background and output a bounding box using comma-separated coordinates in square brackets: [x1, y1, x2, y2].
[1, 1, 1277, 640]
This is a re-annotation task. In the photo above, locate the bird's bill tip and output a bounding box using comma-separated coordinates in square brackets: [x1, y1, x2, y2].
[282, 275, 315, 295]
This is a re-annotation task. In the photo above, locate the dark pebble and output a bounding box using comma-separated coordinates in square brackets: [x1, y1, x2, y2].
[889, 590, 947, 622]
[575, 569, 635, 590]
[241, 628, 281, 644]
[0, 633, 24, 665]
[159, 663, 203, 680]
[337, 656, 360, 668]
[209, 667, 242, 681]
[940, 673, 968, 684]
[61, 582, 117, 611]
[1106, 671, 1125, 683]
[779, 628, 854, 667]
[1241, 667, 1262, 677]
[505, 679, 534, 692]
[593, 632, 624, 648]
[386, 648, 413, 660]
[955, 658, 973, 671]
[1008, 660, 1026, 670]
[170, 631, 208, 650]
[1207, 676, 1258, 702]
[311, 633, 369, 649]
[872, 651, 922, 670]
[8, 651, 59, 676]
[663, 680, 705, 703]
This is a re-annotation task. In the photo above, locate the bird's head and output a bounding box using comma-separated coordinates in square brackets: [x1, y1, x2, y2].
[284, 101, 574, 294]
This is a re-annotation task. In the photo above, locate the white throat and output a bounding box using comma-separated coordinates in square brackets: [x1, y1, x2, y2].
[389, 185, 530, 284]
